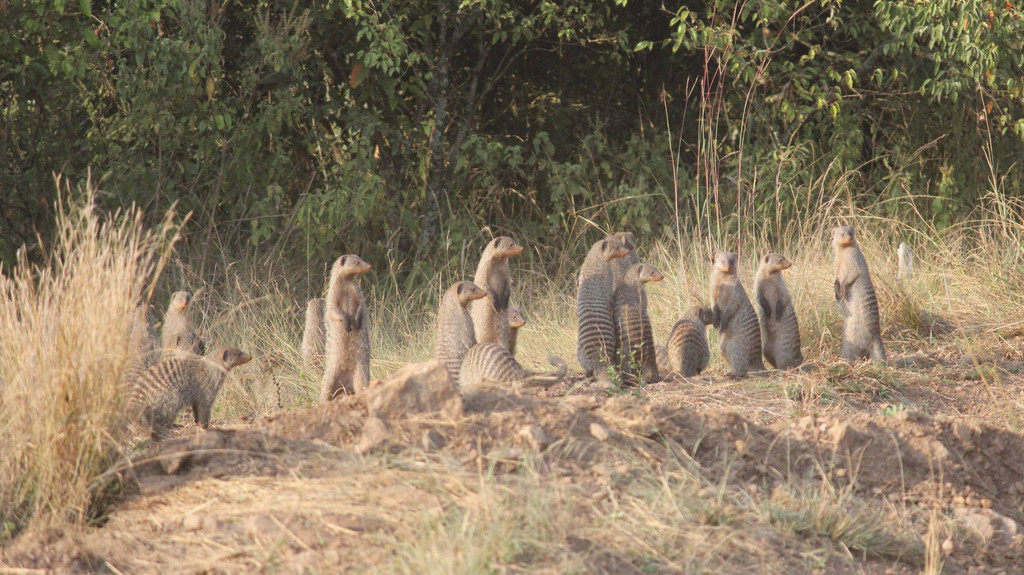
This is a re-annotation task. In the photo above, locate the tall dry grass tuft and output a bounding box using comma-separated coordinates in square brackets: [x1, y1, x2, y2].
[0, 178, 180, 539]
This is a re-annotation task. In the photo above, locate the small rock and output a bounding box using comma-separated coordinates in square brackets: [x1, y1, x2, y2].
[519, 425, 551, 451]
[182, 514, 203, 531]
[829, 422, 849, 445]
[954, 508, 1020, 544]
[422, 429, 446, 452]
[941, 536, 955, 555]
[356, 416, 389, 454]
[952, 421, 975, 442]
[590, 422, 611, 442]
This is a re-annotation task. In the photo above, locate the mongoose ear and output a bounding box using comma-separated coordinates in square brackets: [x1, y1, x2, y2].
[222, 349, 233, 364]
[764, 255, 770, 264]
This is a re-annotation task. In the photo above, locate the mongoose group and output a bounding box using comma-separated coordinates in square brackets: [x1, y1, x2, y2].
[125, 224, 886, 439]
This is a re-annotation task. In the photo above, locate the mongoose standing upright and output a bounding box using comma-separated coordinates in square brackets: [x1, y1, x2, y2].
[833, 226, 886, 364]
[321, 255, 372, 402]
[897, 242, 914, 282]
[130, 303, 158, 365]
[614, 262, 664, 384]
[161, 291, 205, 355]
[458, 343, 567, 389]
[608, 231, 640, 287]
[576, 236, 633, 383]
[710, 251, 765, 377]
[754, 253, 803, 370]
[507, 306, 526, 358]
[667, 306, 714, 376]
[300, 298, 326, 372]
[436, 281, 488, 384]
[469, 236, 524, 349]
[128, 346, 252, 439]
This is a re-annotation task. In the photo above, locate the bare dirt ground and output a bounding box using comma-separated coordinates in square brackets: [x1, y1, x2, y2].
[5, 329, 1024, 574]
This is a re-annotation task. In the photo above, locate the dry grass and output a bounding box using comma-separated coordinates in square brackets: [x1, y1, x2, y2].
[0, 178, 180, 539]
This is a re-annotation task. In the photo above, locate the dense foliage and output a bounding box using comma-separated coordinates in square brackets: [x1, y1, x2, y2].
[3, 0, 1022, 269]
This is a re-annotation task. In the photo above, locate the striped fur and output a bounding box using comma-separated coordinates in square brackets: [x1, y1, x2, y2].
[161, 290, 205, 356]
[710, 252, 765, 377]
[458, 343, 567, 389]
[300, 298, 326, 372]
[123, 303, 160, 390]
[754, 253, 803, 369]
[576, 236, 632, 381]
[614, 262, 663, 384]
[507, 306, 526, 357]
[833, 226, 886, 364]
[608, 231, 640, 290]
[436, 281, 488, 384]
[469, 236, 523, 350]
[321, 255, 372, 402]
[667, 306, 713, 376]
[127, 347, 251, 439]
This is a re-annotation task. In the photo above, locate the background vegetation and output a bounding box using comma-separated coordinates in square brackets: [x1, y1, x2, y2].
[3, 0, 1023, 275]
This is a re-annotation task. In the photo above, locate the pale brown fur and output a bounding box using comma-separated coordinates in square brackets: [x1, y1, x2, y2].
[128, 346, 251, 440]
[160, 290, 205, 356]
[833, 226, 886, 364]
[576, 236, 633, 383]
[458, 343, 566, 390]
[507, 306, 525, 358]
[754, 253, 803, 369]
[469, 236, 523, 349]
[301, 298, 326, 372]
[614, 262, 663, 384]
[667, 306, 713, 376]
[321, 255, 372, 402]
[436, 281, 488, 384]
[710, 252, 765, 377]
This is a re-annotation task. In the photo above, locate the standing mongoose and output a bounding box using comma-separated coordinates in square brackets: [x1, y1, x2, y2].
[897, 242, 914, 282]
[576, 236, 633, 383]
[458, 343, 567, 389]
[469, 236, 524, 350]
[127, 346, 252, 439]
[161, 290, 205, 356]
[710, 251, 765, 377]
[436, 281, 489, 384]
[507, 306, 526, 358]
[614, 262, 664, 384]
[300, 298, 326, 372]
[608, 231, 640, 288]
[754, 253, 803, 370]
[130, 303, 158, 365]
[321, 255, 372, 402]
[667, 306, 714, 376]
[833, 226, 886, 364]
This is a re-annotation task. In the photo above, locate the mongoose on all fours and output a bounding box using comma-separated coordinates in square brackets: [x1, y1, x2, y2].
[321, 255, 372, 402]
[576, 235, 633, 384]
[127, 346, 252, 440]
[300, 298, 326, 372]
[161, 290, 205, 356]
[710, 251, 765, 377]
[833, 226, 886, 364]
[507, 305, 526, 358]
[436, 281, 488, 384]
[614, 262, 664, 384]
[667, 306, 713, 376]
[469, 236, 524, 350]
[458, 343, 567, 390]
[754, 253, 803, 370]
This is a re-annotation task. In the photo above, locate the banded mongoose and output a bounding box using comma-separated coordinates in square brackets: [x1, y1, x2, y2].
[321, 255, 372, 402]
[754, 253, 803, 370]
[300, 298, 326, 372]
[458, 343, 567, 389]
[897, 242, 914, 282]
[507, 305, 526, 358]
[161, 290, 205, 355]
[833, 226, 886, 364]
[128, 346, 252, 439]
[130, 303, 158, 365]
[608, 231, 640, 288]
[614, 262, 664, 384]
[436, 281, 488, 384]
[576, 236, 633, 383]
[710, 251, 765, 377]
[667, 306, 713, 376]
[469, 236, 524, 350]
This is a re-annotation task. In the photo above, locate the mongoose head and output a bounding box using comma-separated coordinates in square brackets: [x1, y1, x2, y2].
[685, 305, 714, 325]
[832, 226, 856, 249]
[712, 251, 738, 274]
[169, 291, 193, 311]
[598, 237, 632, 261]
[330, 254, 372, 278]
[507, 306, 526, 329]
[608, 231, 636, 253]
[452, 281, 488, 307]
[488, 236, 524, 259]
[759, 253, 793, 275]
[633, 263, 664, 284]
[209, 346, 252, 370]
